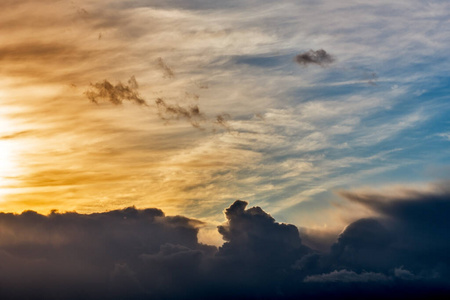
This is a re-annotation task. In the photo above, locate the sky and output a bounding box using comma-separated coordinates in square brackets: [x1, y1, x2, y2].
[0, 0, 450, 298]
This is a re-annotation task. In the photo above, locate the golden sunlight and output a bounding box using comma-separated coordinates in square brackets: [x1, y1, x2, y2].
[0, 118, 20, 199]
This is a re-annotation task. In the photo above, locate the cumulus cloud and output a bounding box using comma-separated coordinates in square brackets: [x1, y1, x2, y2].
[0, 196, 450, 299]
[334, 182, 450, 278]
[216, 200, 309, 269]
[295, 49, 335, 67]
[0, 206, 214, 299]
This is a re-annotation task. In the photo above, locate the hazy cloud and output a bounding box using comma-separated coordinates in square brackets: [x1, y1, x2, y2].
[157, 57, 175, 79]
[295, 49, 335, 67]
[214, 113, 232, 131]
[0, 130, 34, 140]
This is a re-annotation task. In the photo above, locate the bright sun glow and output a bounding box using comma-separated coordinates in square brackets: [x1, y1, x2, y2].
[0, 117, 20, 198]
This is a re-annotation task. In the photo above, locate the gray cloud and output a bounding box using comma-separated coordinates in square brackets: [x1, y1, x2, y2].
[304, 269, 390, 283]
[330, 183, 450, 280]
[0, 206, 213, 299]
[295, 49, 335, 67]
[1, 193, 449, 299]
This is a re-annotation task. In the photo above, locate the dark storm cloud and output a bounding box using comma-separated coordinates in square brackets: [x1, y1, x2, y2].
[209, 201, 311, 297]
[217, 200, 308, 262]
[1, 195, 450, 299]
[0, 206, 213, 299]
[335, 184, 450, 277]
[85, 76, 147, 105]
[295, 49, 335, 67]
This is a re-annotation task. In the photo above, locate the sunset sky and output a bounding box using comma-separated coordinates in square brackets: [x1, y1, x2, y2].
[2, 0, 449, 237]
[1, 1, 450, 298]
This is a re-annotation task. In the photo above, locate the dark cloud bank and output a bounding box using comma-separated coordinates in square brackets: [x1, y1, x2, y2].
[1, 186, 450, 299]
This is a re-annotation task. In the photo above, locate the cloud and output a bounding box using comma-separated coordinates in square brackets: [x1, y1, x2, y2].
[214, 113, 232, 131]
[0, 206, 214, 299]
[295, 49, 335, 67]
[157, 57, 175, 78]
[83, 77, 233, 131]
[334, 182, 450, 277]
[0, 197, 449, 299]
[304, 269, 390, 283]
[216, 200, 309, 264]
[84, 76, 147, 105]
[155, 98, 205, 128]
[206, 201, 311, 297]
[0, 130, 34, 140]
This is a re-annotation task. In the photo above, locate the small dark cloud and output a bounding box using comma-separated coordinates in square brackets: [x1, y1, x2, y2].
[214, 113, 232, 131]
[295, 49, 335, 67]
[155, 98, 205, 128]
[84, 77, 232, 131]
[84, 76, 147, 105]
[157, 57, 175, 79]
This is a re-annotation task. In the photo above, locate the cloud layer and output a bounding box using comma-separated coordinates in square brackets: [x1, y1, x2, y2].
[0, 185, 449, 299]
